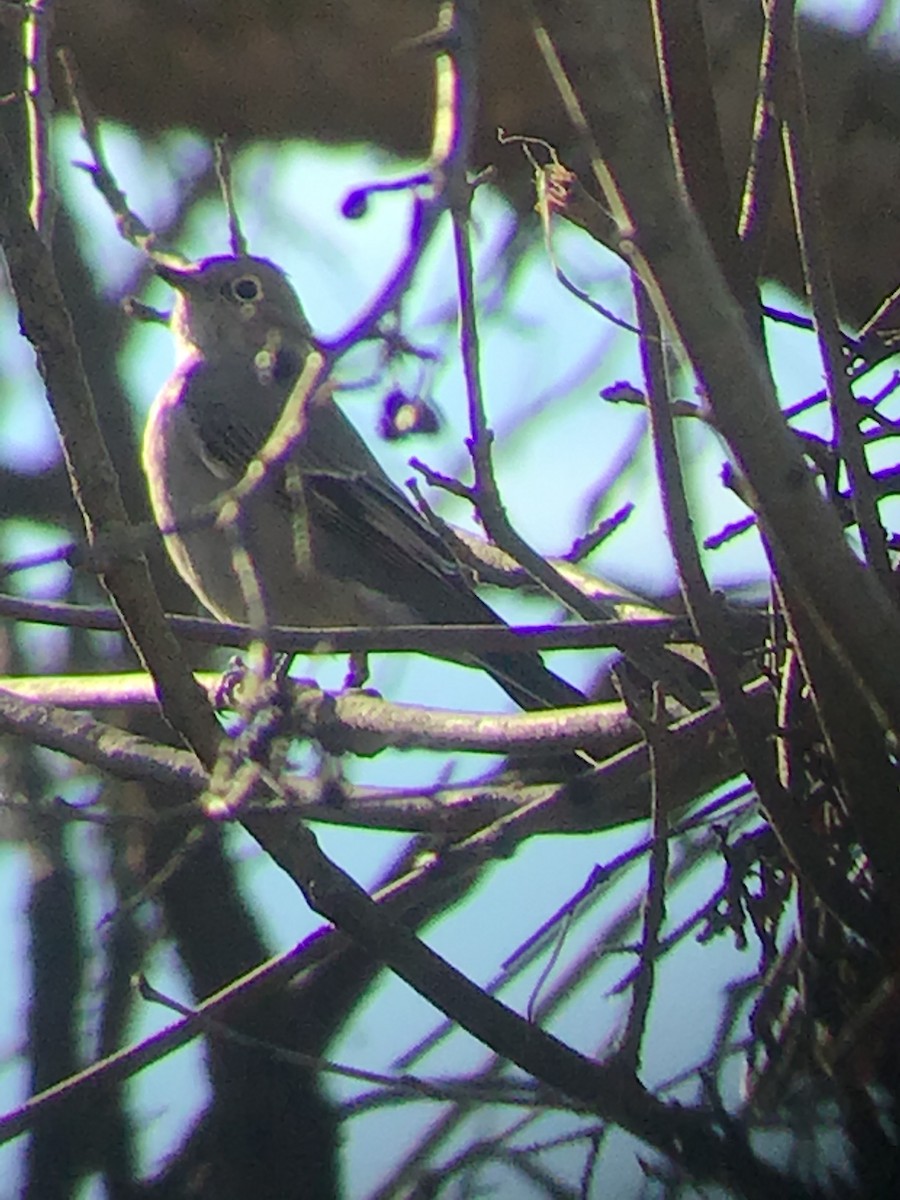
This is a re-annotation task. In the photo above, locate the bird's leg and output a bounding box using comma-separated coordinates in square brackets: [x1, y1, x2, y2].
[344, 650, 370, 690]
[214, 650, 296, 711]
[214, 653, 248, 710]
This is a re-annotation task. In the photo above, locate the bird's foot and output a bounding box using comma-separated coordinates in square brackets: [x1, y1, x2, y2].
[214, 654, 248, 710]
[344, 651, 370, 690]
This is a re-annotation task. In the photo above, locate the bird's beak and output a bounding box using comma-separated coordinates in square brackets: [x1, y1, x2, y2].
[153, 259, 199, 291]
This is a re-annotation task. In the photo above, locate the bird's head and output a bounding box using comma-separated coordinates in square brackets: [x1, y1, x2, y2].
[155, 254, 312, 363]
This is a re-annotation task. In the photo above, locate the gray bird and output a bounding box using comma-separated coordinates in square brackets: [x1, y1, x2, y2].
[143, 253, 586, 713]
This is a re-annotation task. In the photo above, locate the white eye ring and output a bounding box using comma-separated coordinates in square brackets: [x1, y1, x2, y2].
[228, 275, 262, 302]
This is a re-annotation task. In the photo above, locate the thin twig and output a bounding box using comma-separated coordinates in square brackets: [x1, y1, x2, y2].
[0, 593, 697, 654]
[650, 0, 760, 338]
[529, 0, 900, 751]
[634, 275, 884, 950]
[780, 17, 890, 585]
[738, 0, 797, 275]
[22, 0, 56, 240]
[615, 683, 670, 1074]
[0, 122, 220, 768]
[137, 974, 546, 1106]
[214, 135, 248, 256]
[58, 48, 157, 252]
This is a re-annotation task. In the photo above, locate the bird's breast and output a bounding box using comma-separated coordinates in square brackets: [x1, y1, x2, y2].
[143, 376, 417, 629]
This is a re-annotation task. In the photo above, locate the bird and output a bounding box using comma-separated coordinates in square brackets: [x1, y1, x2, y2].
[143, 253, 588, 715]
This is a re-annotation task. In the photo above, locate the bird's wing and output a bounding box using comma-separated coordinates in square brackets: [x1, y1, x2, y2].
[181, 358, 481, 617]
[301, 467, 586, 712]
[180, 357, 585, 711]
[301, 466, 488, 624]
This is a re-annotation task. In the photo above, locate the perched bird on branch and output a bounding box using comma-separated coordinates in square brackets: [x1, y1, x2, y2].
[144, 253, 587, 714]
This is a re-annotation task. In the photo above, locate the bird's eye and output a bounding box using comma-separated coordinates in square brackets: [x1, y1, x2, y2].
[228, 275, 262, 302]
